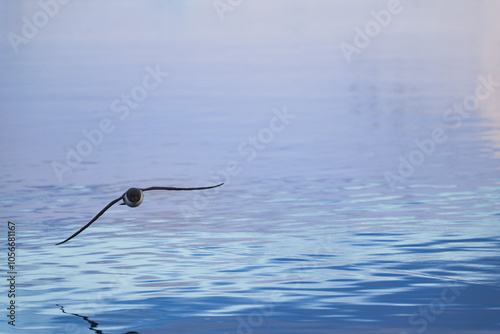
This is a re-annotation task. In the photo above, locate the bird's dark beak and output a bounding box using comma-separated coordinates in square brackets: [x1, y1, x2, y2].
[120, 202, 126, 205]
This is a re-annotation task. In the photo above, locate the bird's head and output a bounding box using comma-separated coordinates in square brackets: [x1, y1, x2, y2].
[123, 188, 144, 207]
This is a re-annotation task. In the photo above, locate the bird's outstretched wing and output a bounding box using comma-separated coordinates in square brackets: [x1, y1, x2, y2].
[56, 195, 124, 245]
[141, 183, 224, 192]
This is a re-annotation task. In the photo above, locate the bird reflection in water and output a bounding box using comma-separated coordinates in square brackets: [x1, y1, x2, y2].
[57, 304, 139, 334]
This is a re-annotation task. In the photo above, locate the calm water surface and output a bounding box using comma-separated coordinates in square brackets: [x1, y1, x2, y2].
[1, 1, 500, 333]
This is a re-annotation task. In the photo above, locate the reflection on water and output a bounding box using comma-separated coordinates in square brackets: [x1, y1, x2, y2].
[58, 305, 139, 334]
[1, 1, 500, 333]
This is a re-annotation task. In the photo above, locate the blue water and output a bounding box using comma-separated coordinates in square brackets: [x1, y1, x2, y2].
[1, 1, 500, 333]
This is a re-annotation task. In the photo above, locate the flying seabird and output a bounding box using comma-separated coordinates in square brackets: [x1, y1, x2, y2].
[56, 183, 223, 245]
